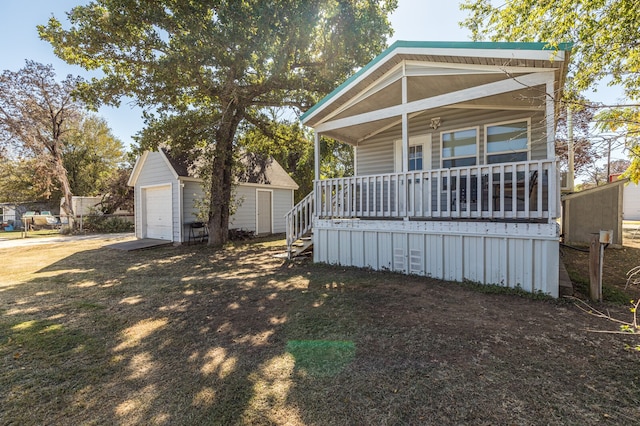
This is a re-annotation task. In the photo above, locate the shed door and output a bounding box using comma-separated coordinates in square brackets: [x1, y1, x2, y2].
[256, 190, 272, 235]
[144, 185, 172, 240]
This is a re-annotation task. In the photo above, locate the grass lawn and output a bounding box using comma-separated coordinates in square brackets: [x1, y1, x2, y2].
[1, 235, 639, 425]
[0, 229, 61, 240]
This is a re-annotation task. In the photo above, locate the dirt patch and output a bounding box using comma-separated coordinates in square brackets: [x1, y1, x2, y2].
[561, 242, 640, 303]
[1, 237, 639, 425]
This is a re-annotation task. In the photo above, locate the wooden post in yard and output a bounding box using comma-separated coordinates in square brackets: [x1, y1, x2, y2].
[588, 234, 602, 302]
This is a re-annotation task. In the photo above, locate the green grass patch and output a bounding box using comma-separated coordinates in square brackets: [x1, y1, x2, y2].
[286, 340, 356, 377]
[2, 319, 92, 361]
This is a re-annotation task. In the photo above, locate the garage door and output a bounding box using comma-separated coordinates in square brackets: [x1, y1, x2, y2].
[144, 185, 172, 240]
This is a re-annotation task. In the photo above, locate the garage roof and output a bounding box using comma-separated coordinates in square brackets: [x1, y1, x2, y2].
[129, 149, 299, 190]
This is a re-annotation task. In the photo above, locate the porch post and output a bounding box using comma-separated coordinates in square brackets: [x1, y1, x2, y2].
[401, 72, 409, 218]
[401, 74, 409, 172]
[313, 131, 321, 220]
[314, 131, 320, 181]
[546, 78, 559, 221]
[545, 78, 556, 159]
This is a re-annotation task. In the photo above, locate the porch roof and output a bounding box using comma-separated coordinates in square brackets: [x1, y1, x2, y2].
[301, 40, 572, 143]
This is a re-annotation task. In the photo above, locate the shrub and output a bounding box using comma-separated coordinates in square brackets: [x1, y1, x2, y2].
[82, 215, 133, 233]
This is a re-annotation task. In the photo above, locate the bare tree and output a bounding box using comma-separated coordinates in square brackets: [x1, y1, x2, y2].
[0, 61, 83, 217]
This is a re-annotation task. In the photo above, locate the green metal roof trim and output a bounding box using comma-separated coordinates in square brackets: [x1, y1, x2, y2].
[300, 40, 574, 123]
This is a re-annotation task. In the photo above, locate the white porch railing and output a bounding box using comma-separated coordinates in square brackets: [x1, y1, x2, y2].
[316, 160, 559, 221]
[286, 190, 315, 250]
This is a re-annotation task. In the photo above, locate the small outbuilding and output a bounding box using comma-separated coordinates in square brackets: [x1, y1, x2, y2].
[128, 150, 298, 243]
[561, 179, 626, 246]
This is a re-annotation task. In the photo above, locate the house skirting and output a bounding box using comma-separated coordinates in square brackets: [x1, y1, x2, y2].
[313, 219, 560, 297]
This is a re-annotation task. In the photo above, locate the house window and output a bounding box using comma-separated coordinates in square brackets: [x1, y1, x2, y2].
[486, 120, 529, 164]
[441, 128, 477, 168]
[409, 145, 423, 171]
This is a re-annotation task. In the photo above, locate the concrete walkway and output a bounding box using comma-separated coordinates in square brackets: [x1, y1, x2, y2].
[0, 232, 135, 249]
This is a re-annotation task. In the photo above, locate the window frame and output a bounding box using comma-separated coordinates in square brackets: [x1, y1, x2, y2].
[408, 144, 423, 171]
[440, 126, 479, 168]
[484, 118, 531, 165]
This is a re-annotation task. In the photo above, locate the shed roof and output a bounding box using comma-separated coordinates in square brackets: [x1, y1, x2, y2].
[128, 149, 299, 190]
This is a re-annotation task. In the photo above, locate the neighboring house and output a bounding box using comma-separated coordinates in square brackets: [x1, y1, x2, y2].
[288, 40, 571, 297]
[609, 174, 640, 221]
[128, 150, 298, 243]
[0, 204, 17, 226]
[60, 196, 101, 218]
[623, 182, 640, 220]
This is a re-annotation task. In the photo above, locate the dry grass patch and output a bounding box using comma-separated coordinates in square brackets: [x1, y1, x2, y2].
[1, 236, 639, 425]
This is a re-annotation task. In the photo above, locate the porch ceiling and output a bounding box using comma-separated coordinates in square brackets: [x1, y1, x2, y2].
[323, 84, 547, 145]
[302, 41, 571, 134]
[331, 72, 529, 123]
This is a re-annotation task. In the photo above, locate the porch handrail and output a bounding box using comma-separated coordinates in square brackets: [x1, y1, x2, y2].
[315, 159, 558, 222]
[285, 190, 315, 249]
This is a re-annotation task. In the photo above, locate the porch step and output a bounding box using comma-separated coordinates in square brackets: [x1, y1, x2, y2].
[288, 237, 313, 258]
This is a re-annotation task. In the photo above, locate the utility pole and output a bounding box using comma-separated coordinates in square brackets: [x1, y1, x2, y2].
[606, 137, 612, 181]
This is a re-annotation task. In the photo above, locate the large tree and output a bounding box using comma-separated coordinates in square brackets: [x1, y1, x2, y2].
[0, 61, 83, 216]
[63, 114, 125, 196]
[460, 0, 640, 181]
[460, 0, 640, 99]
[40, 0, 397, 247]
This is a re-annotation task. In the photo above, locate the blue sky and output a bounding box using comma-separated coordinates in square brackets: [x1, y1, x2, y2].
[0, 1, 625, 153]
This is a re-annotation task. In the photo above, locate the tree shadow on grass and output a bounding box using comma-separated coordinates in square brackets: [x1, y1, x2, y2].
[0, 242, 319, 424]
[3, 241, 640, 425]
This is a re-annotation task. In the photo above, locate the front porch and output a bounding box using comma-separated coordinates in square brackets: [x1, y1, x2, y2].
[287, 41, 571, 297]
[286, 160, 561, 297]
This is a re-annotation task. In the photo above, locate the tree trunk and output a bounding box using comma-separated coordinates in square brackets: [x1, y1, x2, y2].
[54, 152, 75, 219]
[207, 105, 243, 247]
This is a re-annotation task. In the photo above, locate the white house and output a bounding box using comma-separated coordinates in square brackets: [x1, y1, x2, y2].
[623, 181, 640, 220]
[128, 150, 298, 243]
[0, 204, 17, 225]
[287, 41, 571, 297]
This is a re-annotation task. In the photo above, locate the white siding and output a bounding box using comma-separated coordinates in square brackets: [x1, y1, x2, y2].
[272, 188, 293, 233]
[356, 108, 546, 175]
[179, 180, 205, 242]
[230, 185, 256, 231]
[314, 219, 560, 297]
[624, 182, 640, 220]
[229, 186, 293, 233]
[134, 152, 180, 241]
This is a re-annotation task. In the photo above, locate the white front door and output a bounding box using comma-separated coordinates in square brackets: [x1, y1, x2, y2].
[394, 134, 432, 173]
[394, 135, 431, 214]
[144, 185, 172, 240]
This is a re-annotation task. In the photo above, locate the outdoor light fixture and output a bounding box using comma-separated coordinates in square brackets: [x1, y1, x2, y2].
[430, 117, 441, 129]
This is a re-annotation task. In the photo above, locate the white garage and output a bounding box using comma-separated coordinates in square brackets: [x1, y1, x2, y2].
[143, 185, 172, 240]
[128, 150, 298, 243]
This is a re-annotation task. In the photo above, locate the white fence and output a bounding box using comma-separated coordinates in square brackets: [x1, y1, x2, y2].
[316, 160, 558, 221]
